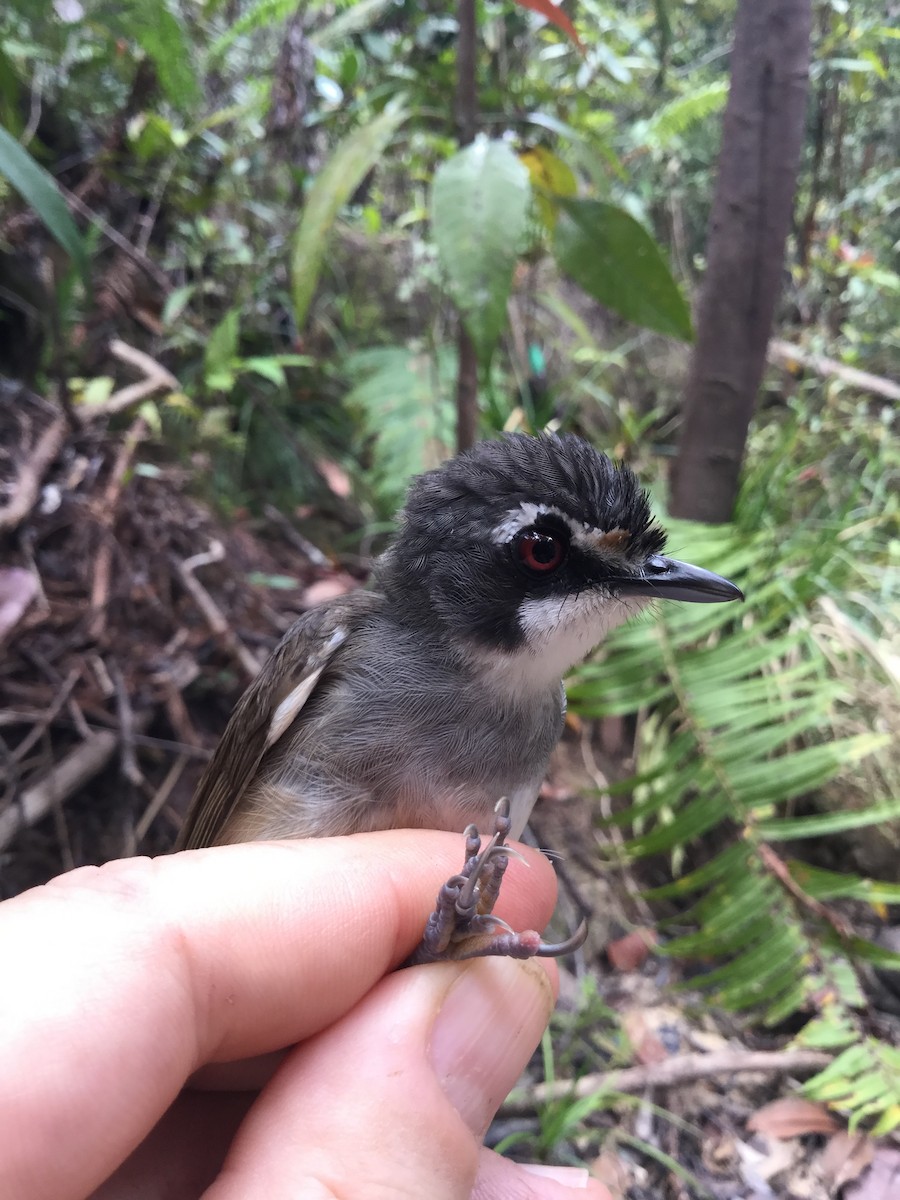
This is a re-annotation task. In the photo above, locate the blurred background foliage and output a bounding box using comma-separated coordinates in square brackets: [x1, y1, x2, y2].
[2, 0, 896, 512]
[2, 0, 900, 1139]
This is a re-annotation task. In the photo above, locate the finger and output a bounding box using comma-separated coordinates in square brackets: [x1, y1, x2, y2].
[0, 831, 558, 1200]
[201, 957, 557, 1200]
[474, 1151, 614, 1198]
[89, 1091, 254, 1200]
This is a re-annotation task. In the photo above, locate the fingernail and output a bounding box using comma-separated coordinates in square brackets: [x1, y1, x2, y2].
[428, 958, 554, 1137]
[522, 1163, 591, 1189]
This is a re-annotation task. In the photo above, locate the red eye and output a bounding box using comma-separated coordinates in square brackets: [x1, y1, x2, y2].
[517, 529, 566, 574]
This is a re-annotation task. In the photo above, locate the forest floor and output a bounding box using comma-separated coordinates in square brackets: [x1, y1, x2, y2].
[1, 405, 894, 1200]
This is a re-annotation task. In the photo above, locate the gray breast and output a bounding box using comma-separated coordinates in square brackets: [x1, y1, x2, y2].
[254, 617, 565, 840]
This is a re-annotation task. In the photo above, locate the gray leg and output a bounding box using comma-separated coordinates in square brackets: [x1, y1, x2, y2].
[406, 799, 588, 966]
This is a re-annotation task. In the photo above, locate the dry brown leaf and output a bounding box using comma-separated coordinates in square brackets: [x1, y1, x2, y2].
[737, 1134, 800, 1185]
[589, 1150, 631, 1199]
[819, 1131, 875, 1193]
[0, 567, 37, 640]
[301, 575, 358, 608]
[607, 928, 658, 972]
[700, 1132, 739, 1176]
[315, 457, 352, 498]
[844, 1146, 900, 1200]
[621, 1009, 670, 1065]
[747, 1096, 840, 1139]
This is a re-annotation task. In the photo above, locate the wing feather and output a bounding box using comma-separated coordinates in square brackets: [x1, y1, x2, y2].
[176, 591, 379, 849]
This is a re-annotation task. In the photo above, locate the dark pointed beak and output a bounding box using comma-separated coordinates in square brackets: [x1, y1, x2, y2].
[616, 555, 744, 604]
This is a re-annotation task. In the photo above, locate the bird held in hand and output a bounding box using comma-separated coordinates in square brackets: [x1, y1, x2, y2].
[177, 433, 742, 961]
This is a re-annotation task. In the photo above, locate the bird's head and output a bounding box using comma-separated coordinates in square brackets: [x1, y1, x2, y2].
[378, 434, 742, 689]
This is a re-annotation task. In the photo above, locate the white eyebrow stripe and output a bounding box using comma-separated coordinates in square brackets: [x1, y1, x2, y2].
[492, 503, 581, 544]
[491, 502, 616, 553]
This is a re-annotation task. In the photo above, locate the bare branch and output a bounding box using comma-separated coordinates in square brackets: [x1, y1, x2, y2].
[502, 1048, 832, 1115]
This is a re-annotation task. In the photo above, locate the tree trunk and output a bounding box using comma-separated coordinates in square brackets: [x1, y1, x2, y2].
[669, 0, 812, 522]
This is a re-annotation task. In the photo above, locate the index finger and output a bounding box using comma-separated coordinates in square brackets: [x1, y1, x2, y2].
[0, 831, 558, 1200]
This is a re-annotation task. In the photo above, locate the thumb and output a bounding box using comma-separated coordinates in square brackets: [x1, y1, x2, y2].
[203, 957, 556, 1199]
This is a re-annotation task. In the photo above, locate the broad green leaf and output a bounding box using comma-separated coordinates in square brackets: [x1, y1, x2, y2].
[75, 377, 115, 407]
[162, 284, 196, 326]
[431, 137, 530, 366]
[552, 198, 692, 340]
[520, 145, 577, 231]
[242, 358, 286, 387]
[291, 103, 407, 329]
[0, 124, 85, 272]
[204, 309, 240, 391]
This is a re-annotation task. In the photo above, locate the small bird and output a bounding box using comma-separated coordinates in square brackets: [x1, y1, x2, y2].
[178, 434, 742, 960]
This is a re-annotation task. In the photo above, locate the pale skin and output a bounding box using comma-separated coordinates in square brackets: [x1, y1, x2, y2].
[0, 831, 612, 1200]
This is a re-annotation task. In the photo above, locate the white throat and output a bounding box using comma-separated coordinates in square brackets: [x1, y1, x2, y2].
[472, 590, 647, 698]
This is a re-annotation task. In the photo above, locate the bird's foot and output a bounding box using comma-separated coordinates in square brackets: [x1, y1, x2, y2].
[406, 798, 588, 966]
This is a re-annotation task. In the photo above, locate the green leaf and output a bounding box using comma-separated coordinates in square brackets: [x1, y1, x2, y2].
[209, 0, 297, 60]
[242, 357, 286, 387]
[552, 198, 692, 340]
[431, 136, 530, 366]
[0, 124, 86, 273]
[126, 0, 201, 111]
[291, 103, 407, 329]
[316, 0, 395, 46]
[204, 309, 240, 392]
[641, 81, 728, 148]
[246, 572, 301, 589]
[344, 345, 455, 511]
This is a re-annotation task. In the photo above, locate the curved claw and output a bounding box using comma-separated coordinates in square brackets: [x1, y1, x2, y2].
[534, 916, 589, 959]
[457, 828, 509, 910]
[466, 913, 515, 938]
[492, 795, 512, 836]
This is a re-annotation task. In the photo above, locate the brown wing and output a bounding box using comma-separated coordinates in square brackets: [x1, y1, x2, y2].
[176, 590, 381, 850]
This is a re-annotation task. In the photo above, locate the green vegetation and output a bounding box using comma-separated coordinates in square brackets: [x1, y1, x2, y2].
[2, 0, 898, 1161]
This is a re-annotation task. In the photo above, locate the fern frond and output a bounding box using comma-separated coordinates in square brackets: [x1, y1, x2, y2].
[571, 518, 896, 1014]
[641, 81, 729, 148]
[800, 1014, 900, 1135]
[343, 345, 456, 511]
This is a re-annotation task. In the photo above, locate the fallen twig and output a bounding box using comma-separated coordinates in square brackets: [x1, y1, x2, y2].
[89, 417, 148, 640]
[176, 542, 261, 679]
[0, 416, 68, 533]
[11, 669, 80, 764]
[91, 340, 179, 418]
[263, 504, 330, 569]
[0, 710, 154, 851]
[768, 339, 900, 403]
[0, 728, 118, 851]
[125, 751, 190, 856]
[59, 185, 172, 295]
[109, 659, 143, 788]
[502, 1048, 832, 1115]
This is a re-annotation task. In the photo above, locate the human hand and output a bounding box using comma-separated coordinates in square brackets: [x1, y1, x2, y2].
[0, 831, 611, 1199]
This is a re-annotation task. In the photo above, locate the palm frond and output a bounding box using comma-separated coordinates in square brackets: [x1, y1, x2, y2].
[568, 505, 899, 1125]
